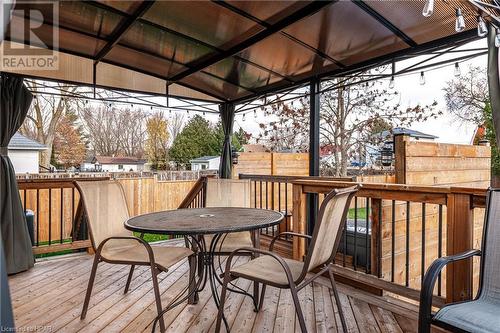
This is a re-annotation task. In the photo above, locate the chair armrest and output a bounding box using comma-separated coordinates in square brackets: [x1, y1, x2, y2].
[221, 247, 296, 285]
[270, 232, 311, 251]
[418, 249, 481, 333]
[97, 236, 156, 265]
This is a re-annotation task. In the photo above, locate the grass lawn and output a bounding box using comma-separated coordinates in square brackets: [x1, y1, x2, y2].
[35, 233, 171, 259]
[347, 207, 367, 220]
[134, 232, 170, 243]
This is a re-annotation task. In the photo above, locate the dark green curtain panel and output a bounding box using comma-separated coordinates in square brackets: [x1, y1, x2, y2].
[488, 25, 500, 148]
[218, 103, 235, 179]
[0, 74, 34, 274]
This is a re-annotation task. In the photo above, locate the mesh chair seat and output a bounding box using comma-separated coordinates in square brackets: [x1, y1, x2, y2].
[204, 232, 253, 252]
[101, 244, 193, 271]
[230, 255, 304, 287]
[434, 299, 500, 333]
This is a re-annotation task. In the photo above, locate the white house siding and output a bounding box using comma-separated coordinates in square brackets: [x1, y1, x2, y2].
[100, 164, 144, 172]
[8, 150, 40, 174]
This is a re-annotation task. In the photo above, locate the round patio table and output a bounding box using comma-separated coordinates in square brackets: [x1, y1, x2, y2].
[125, 207, 284, 332]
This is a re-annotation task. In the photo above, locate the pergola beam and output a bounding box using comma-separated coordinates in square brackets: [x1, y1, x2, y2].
[168, 0, 335, 82]
[93, 0, 155, 63]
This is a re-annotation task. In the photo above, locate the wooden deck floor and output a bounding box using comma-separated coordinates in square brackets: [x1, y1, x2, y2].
[9, 240, 430, 333]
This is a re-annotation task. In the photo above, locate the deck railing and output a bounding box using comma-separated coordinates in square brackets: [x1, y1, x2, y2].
[292, 179, 487, 306]
[17, 177, 109, 255]
[238, 174, 354, 238]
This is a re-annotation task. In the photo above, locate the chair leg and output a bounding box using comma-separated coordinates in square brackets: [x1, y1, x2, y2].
[151, 266, 165, 333]
[215, 272, 231, 333]
[328, 268, 348, 333]
[81, 254, 99, 320]
[124, 265, 135, 294]
[290, 285, 307, 333]
[257, 284, 267, 312]
[188, 255, 198, 304]
[253, 281, 260, 311]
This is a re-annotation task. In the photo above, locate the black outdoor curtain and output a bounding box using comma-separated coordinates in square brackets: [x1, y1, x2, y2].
[488, 25, 500, 148]
[0, 73, 35, 274]
[218, 103, 235, 179]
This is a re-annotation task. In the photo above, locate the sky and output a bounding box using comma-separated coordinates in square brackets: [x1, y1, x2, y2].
[230, 39, 488, 145]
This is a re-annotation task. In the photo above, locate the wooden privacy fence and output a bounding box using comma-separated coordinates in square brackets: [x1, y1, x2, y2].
[18, 177, 196, 255]
[291, 179, 487, 305]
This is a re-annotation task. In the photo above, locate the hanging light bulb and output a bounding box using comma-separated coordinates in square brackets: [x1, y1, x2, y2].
[422, 0, 434, 17]
[455, 8, 465, 32]
[242, 113, 246, 122]
[419, 71, 426, 85]
[254, 110, 257, 118]
[389, 76, 395, 89]
[203, 111, 206, 116]
[477, 16, 488, 37]
[495, 29, 500, 47]
[454, 62, 461, 77]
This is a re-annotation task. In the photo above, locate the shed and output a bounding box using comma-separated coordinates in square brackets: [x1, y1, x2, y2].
[8, 133, 46, 174]
[190, 156, 220, 171]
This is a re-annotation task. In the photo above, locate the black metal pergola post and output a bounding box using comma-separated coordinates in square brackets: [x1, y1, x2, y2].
[307, 78, 320, 235]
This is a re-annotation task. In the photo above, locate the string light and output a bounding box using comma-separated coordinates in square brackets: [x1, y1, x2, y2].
[388, 76, 395, 89]
[454, 62, 461, 77]
[422, 0, 434, 17]
[203, 111, 206, 116]
[419, 71, 426, 85]
[242, 113, 246, 121]
[477, 16, 488, 37]
[254, 110, 257, 118]
[455, 8, 465, 32]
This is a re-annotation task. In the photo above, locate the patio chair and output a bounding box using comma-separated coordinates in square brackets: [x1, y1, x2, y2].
[203, 178, 264, 308]
[204, 178, 254, 252]
[215, 185, 359, 333]
[419, 188, 500, 333]
[76, 180, 193, 333]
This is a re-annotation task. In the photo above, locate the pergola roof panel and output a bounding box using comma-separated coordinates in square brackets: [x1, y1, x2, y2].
[3, 0, 481, 103]
[96, 0, 145, 15]
[57, 1, 123, 39]
[119, 21, 213, 67]
[224, 0, 313, 25]
[236, 33, 337, 80]
[181, 71, 252, 101]
[202, 58, 283, 91]
[282, 1, 409, 67]
[142, 1, 264, 51]
[104, 45, 186, 79]
[365, 0, 477, 45]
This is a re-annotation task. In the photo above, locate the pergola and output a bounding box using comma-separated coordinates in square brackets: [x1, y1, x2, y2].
[3, 1, 500, 330]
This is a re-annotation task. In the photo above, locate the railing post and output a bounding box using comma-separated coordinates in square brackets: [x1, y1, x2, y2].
[292, 183, 307, 260]
[370, 198, 382, 277]
[446, 193, 474, 302]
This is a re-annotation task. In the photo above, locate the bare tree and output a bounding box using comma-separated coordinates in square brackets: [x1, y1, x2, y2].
[79, 104, 148, 157]
[20, 82, 80, 168]
[443, 65, 488, 125]
[168, 113, 185, 145]
[116, 108, 147, 157]
[258, 76, 439, 176]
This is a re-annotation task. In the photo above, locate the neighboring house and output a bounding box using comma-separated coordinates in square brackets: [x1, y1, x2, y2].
[190, 156, 220, 171]
[8, 133, 46, 174]
[81, 156, 146, 172]
[320, 128, 438, 169]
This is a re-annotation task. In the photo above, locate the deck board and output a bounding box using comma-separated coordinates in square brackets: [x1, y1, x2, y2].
[9, 240, 438, 333]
